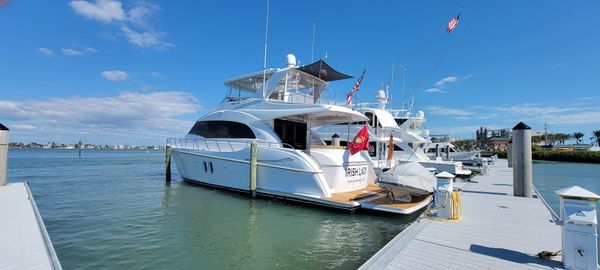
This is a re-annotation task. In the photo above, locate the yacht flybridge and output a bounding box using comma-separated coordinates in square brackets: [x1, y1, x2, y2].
[168, 55, 432, 214]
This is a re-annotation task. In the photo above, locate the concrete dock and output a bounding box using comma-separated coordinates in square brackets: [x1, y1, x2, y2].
[0, 182, 61, 270]
[360, 159, 564, 270]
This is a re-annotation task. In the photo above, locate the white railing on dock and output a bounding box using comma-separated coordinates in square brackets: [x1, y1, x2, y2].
[167, 138, 294, 152]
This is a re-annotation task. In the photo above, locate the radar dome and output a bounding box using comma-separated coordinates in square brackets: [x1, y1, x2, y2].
[286, 54, 297, 67]
[416, 111, 425, 118]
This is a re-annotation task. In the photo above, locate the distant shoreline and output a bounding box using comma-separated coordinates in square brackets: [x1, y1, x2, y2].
[492, 150, 600, 164]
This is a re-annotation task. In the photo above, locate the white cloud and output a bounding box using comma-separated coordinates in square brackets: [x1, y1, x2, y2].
[127, 1, 159, 28]
[547, 62, 566, 69]
[424, 87, 445, 93]
[11, 124, 36, 130]
[494, 104, 577, 116]
[424, 76, 463, 94]
[37, 48, 55, 57]
[1, 91, 201, 145]
[85, 47, 99, 53]
[434, 76, 458, 87]
[542, 111, 600, 125]
[101, 70, 129, 81]
[69, 0, 172, 50]
[120, 25, 172, 49]
[148, 71, 164, 78]
[61, 48, 84, 56]
[425, 106, 474, 116]
[69, 0, 125, 23]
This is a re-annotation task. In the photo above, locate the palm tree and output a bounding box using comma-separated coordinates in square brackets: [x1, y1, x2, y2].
[593, 130, 600, 146]
[573, 132, 584, 145]
[545, 134, 557, 146]
[560, 133, 571, 145]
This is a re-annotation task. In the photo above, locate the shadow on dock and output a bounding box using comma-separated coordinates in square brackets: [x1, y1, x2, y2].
[469, 244, 563, 268]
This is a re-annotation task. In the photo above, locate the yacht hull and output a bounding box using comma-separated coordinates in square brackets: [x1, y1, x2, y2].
[171, 148, 429, 214]
[171, 148, 331, 197]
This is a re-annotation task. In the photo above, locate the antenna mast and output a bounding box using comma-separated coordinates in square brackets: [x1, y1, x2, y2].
[399, 64, 407, 110]
[389, 57, 394, 108]
[311, 22, 316, 63]
[261, 0, 270, 99]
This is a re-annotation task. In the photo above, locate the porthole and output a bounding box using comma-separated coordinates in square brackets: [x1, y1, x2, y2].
[203, 161, 207, 173]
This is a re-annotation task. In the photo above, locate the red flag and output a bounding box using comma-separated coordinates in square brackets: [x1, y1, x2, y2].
[346, 69, 366, 106]
[349, 125, 369, 155]
[447, 13, 460, 33]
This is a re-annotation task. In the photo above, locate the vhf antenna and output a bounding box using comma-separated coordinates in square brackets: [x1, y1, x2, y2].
[261, 0, 270, 99]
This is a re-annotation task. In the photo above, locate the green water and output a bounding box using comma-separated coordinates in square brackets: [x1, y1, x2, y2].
[7, 149, 417, 270]
[9, 150, 599, 269]
[533, 160, 600, 219]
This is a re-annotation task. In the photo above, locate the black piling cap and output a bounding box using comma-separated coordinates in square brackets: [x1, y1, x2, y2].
[512, 122, 531, 130]
[332, 133, 340, 138]
[0, 123, 8, 131]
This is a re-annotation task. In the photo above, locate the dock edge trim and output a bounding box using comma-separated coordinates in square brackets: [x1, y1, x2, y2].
[358, 217, 431, 270]
[25, 182, 62, 270]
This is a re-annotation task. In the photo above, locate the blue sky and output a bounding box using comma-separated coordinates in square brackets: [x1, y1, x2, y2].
[1, 1, 600, 145]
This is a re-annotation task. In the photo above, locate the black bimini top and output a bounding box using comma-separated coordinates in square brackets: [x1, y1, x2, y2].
[296, 60, 353, 82]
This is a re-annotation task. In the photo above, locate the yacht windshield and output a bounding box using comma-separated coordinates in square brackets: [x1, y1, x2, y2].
[268, 70, 326, 104]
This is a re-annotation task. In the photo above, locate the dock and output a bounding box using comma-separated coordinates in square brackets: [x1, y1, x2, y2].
[0, 182, 61, 270]
[360, 159, 564, 270]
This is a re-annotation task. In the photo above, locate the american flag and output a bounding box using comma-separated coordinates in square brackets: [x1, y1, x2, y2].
[346, 70, 366, 106]
[447, 13, 460, 33]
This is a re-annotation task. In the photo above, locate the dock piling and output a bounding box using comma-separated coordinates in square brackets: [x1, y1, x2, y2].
[249, 142, 257, 198]
[78, 139, 82, 157]
[0, 123, 8, 186]
[507, 141, 512, 167]
[165, 145, 171, 182]
[512, 122, 532, 197]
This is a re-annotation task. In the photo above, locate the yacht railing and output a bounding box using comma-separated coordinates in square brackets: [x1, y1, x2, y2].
[167, 138, 295, 152]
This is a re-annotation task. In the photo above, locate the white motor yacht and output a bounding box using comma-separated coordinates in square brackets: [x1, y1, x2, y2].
[318, 90, 471, 176]
[388, 96, 472, 176]
[168, 55, 431, 214]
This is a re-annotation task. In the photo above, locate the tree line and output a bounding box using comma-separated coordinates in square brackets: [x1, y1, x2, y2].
[533, 130, 600, 146]
[452, 130, 600, 151]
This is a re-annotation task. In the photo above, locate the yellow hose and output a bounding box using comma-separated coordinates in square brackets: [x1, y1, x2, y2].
[423, 190, 463, 222]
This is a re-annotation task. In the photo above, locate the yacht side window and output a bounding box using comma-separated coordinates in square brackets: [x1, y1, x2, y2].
[188, 121, 256, 139]
[365, 112, 374, 127]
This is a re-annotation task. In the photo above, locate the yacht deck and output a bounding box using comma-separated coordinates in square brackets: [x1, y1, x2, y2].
[322, 184, 386, 204]
[321, 184, 432, 213]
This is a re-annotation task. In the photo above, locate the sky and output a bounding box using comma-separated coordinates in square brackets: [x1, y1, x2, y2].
[1, 1, 600, 145]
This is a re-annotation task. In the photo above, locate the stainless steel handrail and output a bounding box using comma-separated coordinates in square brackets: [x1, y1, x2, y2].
[167, 138, 295, 152]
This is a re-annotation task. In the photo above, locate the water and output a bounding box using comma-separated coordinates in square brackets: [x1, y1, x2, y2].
[533, 160, 600, 220]
[7, 149, 417, 270]
[9, 150, 600, 269]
